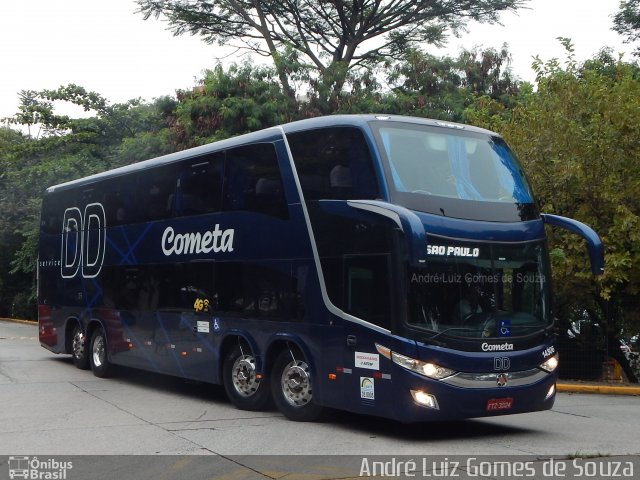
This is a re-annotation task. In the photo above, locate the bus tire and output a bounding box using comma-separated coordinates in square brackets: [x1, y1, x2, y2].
[89, 326, 112, 378]
[271, 347, 323, 422]
[222, 343, 271, 411]
[71, 323, 90, 370]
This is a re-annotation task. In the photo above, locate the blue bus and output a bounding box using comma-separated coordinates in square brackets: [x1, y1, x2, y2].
[38, 114, 603, 422]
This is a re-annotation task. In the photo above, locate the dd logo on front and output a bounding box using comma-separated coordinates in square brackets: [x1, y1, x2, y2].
[494, 356, 511, 371]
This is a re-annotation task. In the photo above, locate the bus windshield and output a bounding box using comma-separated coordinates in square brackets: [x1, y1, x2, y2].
[372, 121, 536, 221]
[408, 238, 552, 339]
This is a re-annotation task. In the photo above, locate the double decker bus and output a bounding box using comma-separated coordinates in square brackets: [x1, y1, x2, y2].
[38, 115, 603, 422]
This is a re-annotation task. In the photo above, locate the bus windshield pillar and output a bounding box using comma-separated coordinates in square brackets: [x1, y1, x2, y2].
[347, 200, 428, 266]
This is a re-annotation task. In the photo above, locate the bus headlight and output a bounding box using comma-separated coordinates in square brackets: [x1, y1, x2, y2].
[391, 351, 456, 380]
[539, 353, 559, 373]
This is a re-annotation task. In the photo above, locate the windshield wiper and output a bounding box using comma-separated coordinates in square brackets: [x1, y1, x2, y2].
[425, 326, 479, 341]
[416, 322, 552, 342]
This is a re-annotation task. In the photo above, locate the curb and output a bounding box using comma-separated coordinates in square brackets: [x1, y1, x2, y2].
[557, 383, 640, 396]
[0, 317, 37, 325]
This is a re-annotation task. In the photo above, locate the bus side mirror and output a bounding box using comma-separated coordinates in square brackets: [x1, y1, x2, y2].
[541, 213, 604, 275]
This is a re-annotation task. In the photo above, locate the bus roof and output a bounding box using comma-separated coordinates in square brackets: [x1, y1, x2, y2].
[44, 114, 498, 194]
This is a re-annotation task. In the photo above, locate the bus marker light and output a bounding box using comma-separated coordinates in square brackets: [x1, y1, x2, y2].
[373, 372, 382, 379]
[410, 390, 439, 410]
[180, 351, 188, 357]
[328, 373, 337, 380]
[375, 343, 391, 359]
[256, 374, 263, 380]
[128, 343, 134, 349]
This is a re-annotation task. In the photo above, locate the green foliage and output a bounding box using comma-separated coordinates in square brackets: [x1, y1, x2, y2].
[380, 46, 519, 121]
[467, 43, 640, 340]
[170, 63, 294, 148]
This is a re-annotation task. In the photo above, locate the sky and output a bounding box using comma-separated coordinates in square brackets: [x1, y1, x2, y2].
[0, 0, 635, 122]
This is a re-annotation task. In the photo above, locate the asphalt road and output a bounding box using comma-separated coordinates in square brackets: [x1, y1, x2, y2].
[1, 319, 639, 478]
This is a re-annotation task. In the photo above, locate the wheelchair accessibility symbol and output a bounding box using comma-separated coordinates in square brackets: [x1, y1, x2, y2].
[499, 319, 511, 337]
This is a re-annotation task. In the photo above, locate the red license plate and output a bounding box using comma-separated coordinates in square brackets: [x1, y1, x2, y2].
[486, 397, 514, 411]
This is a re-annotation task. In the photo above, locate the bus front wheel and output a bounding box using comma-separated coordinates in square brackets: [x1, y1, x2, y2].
[223, 343, 271, 411]
[89, 326, 112, 378]
[271, 348, 323, 421]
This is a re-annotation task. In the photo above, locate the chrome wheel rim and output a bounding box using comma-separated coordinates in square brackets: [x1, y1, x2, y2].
[280, 360, 312, 407]
[92, 334, 105, 368]
[232, 355, 260, 397]
[72, 328, 85, 360]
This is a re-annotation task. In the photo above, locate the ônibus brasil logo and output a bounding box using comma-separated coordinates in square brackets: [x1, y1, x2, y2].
[8, 456, 73, 479]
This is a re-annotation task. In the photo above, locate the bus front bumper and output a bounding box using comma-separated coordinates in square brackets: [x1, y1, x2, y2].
[391, 369, 557, 423]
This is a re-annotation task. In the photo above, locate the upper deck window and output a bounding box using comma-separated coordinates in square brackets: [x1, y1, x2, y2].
[371, 122, 537, 221]
[286, 127, 379, 201]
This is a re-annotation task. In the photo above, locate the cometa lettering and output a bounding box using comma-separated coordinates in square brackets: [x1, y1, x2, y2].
[161, 225, 234, 256]
[482, 342, 514, 352]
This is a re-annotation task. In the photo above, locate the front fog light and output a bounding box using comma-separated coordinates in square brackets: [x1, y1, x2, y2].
[545, 384, 556, 400]
[539, 353, 559, 373]
[411, 390, 440, 409]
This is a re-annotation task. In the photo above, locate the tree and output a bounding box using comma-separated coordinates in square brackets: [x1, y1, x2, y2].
[136, 0, 526, 111]
[384, 45, 519, 121]
[0, 127, 32, 318]
[168, 62, 295, 148]
[613, 0, 640, 56]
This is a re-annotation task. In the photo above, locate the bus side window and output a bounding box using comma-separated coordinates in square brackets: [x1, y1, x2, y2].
[135, 165, 178, 222]
[223, 143, 287, 218]
[212, 262, 300, 321]
[41, 190, 77, 234]
[179, 152, 224, 216]
[345, 255, 391, 329]
[287, 127, 379, 201]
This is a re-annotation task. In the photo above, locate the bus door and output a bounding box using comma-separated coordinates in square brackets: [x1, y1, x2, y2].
[341, 254, 395, 414]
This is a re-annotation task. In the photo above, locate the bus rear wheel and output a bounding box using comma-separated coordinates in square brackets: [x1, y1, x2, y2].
[271, 348, 323, 421]
[223, 343, 271, 411]
[71, 323, 90, 370]
[89, 326, 112, 378]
